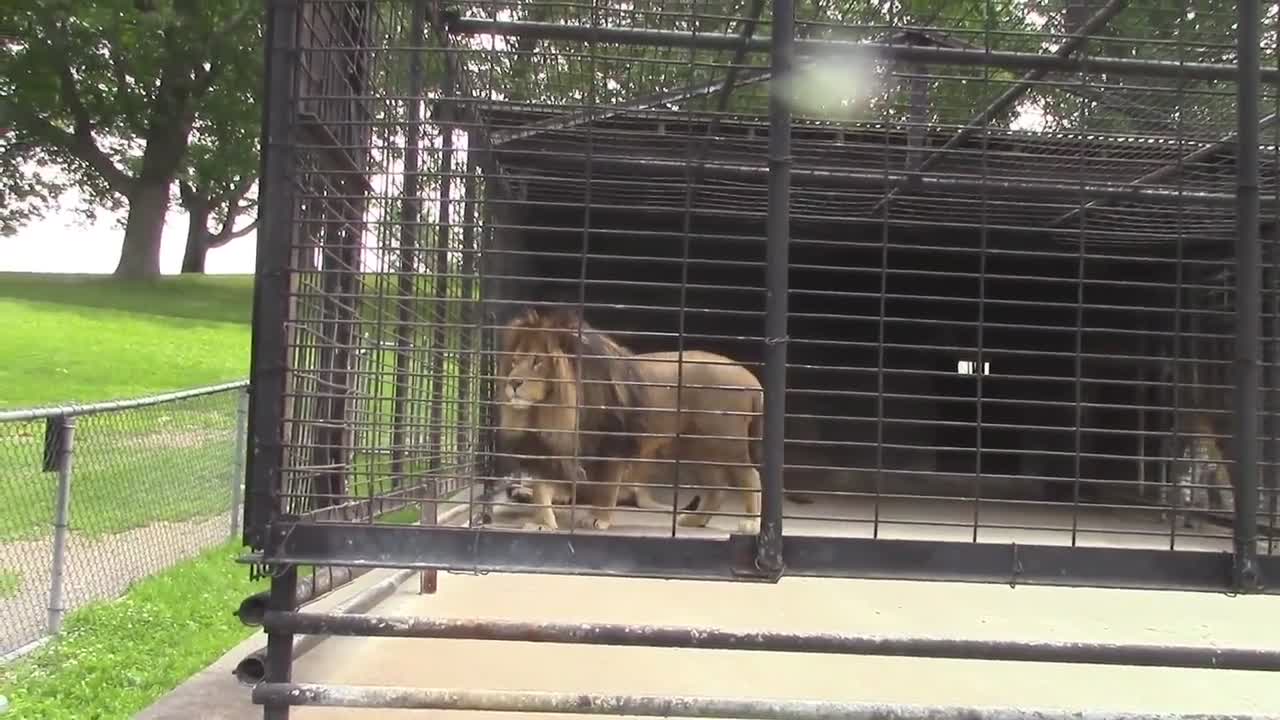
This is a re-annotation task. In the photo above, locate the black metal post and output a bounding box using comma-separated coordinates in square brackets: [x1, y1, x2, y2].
[262, 565, 299, 720]
[757, 0, 792, 576]
[247, 0, 299, 550]
[1233, 0, 1262, 592]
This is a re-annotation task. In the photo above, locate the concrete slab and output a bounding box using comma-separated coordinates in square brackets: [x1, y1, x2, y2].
[284, 570, 1280, 719]
[134, 568, 412, 720]
[145, 494, 1279, 719]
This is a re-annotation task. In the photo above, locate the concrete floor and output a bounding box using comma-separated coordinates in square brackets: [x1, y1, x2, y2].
[140, 494, 1280, 719]
[281, 569, 1280, 720]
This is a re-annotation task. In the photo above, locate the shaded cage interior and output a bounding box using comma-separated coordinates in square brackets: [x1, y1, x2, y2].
[246, 0, 1280, 564]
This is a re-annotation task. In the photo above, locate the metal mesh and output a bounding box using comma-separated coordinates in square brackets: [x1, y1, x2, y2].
[248, 0, 1280, 591]
[0, 384, 247, 657]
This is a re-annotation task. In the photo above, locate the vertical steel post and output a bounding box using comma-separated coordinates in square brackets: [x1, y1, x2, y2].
[230, 387, 250, 539]
[263, 566, 299, 720]
[1232, 0, 1262, 591]
[46, 416, 76, 635]
[758, 0, 793, 576]
[248, 0, 300, 550]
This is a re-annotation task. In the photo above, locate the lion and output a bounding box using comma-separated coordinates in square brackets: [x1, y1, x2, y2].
[496, 306, 764, 534]
[1163, 412, 1234, 529]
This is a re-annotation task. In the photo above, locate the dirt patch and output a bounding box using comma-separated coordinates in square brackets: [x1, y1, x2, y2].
[0, 514, 231, 655]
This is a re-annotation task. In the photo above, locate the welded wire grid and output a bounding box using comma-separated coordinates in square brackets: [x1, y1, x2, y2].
[0, 386, 244, 657]
[277, 0, 487, 531]
[265, 0, 1280, 563]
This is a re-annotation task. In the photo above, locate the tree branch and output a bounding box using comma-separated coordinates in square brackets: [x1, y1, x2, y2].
[44, 38, 134, 195]
[208, 216, 258, 248]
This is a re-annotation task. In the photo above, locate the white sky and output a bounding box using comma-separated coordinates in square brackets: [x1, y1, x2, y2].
[5, 187, 257, 275]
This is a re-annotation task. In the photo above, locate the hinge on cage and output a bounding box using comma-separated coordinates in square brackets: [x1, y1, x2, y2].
[249, 562, 272, 582]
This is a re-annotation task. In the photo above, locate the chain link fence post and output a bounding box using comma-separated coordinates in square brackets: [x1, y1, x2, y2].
[46, 415, 76, 636]
[230, 387, 250, 540]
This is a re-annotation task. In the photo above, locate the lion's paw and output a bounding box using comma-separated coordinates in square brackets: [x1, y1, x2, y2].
[676, 512, 709, 528]
[737, 518, 762, 535]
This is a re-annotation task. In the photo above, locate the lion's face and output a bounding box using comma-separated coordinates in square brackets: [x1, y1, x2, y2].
[503, 351, 552, 408]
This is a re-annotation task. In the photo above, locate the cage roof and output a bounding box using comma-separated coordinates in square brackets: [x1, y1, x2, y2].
[474, 103, 1274, 248]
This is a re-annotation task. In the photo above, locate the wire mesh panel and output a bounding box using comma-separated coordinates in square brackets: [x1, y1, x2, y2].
[0, 384, 245, 657]
[247, 0, 1280, 595]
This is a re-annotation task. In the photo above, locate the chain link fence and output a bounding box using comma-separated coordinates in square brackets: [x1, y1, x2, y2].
[0, 381, 249, 658]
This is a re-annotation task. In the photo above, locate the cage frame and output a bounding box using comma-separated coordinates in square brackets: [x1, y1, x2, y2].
[243, 0, 1280, 717]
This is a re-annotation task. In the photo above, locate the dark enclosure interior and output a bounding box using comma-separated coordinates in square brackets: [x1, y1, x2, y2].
[480, 108, 1267, 513]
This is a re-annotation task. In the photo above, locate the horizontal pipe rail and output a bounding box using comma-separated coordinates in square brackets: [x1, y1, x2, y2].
[254, 682, 1280, 719]
[448, 18, 1280, 84]
[260, 612, 1280, 672]
[0, 381, 249, 422]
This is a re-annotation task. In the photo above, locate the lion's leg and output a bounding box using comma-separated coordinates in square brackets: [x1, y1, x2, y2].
[525, 481, 559, 531]
[1213, 463, 1234, 514]
[582, 461, 625, 531]
[732, 465, 763, 535]
[677, 468, 725, 528]
[629, 483, 671, 511]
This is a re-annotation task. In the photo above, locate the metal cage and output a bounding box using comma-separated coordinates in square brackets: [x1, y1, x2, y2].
[243, 0, 1280, 717]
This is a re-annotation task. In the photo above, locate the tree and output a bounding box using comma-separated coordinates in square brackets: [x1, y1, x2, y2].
[0, 0, 259, 278]
[175, 20, 261, 274]
[177, 173, 256, 273]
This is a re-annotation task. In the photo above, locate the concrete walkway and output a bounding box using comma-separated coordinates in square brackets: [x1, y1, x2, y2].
[137, 493, 1280, 719]
[140, 567, 1280, 720]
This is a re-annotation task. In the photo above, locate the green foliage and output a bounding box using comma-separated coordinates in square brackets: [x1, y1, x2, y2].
[0, 0, 261, 249]
[0, 540, 267, 720]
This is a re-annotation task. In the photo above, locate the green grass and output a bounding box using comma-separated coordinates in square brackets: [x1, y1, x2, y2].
[0, 273, 254, 409]
[0, 273, 253, 539]
[0, 540, 268, 720]
[0, 569, 20, 599]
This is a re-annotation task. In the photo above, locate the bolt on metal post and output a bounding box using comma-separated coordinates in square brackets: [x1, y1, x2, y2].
[47, 416, 76, 635]
[231, 388, 250, 539]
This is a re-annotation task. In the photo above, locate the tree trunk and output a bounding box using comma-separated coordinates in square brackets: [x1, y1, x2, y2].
[180, 204, 212, 274]
[113, 179, 171, 279]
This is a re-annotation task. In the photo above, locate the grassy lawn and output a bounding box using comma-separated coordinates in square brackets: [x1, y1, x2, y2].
[0, 274, 254, 539]
[0, 569, 19, 599]
[0, 273, 253, 409]
[0, 540, 268, 720]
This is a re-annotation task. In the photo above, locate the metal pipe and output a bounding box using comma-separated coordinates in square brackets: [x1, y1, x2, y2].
[869, 0, 1128, 216]
[1232, 0, 1263, 592]
[756, 0, 792, 576]
[230, 388, 250, 539]
[259, 613, 1280, 672]
[234, 569, 415, 686]
[490, 150, 1259, 208]
[446, 17, 1280, 84]
[0, 381, 248, 423]
[263, 565, 298, 720]
[46, 417, 75, 635]
[254, 682, 1280, 719]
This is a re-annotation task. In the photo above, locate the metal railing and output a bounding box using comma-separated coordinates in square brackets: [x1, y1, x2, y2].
[0, 381, 250, 659]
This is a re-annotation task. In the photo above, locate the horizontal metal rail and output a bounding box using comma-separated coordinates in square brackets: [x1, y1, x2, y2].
[254, 682, 1280, 719]
[255, 523, 1280, 595]
[260, 613, 1280, 672]
[0, 380, 249, 422]
[448, 18, 1280, 84]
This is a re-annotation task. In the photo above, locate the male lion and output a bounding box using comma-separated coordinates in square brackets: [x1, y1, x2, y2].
[496, 306, 763, 534]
